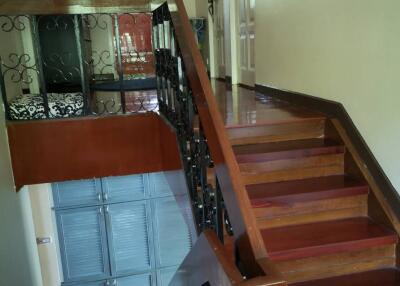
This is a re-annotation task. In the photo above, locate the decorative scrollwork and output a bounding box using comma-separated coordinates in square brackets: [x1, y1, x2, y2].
[91, 90, 158, 116]
[0, 15, 31, 32]
[1, 53, 38, 84]
[38, 15, 74, 31]
[84, 14, 113, 30]
[43, 53, 81, 83]
[90, 50, 115, 75]
[93, 98, 123, 115]
[125, 90, 159, 113]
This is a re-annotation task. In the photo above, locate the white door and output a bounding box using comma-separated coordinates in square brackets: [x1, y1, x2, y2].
[214, 0, 226, 78]
[238, 0, 255, 86]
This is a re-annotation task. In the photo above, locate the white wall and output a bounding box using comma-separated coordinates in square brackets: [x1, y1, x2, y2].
[29, 184, 62, 286]
[255, 0, 400, 192]
[183, 0, 197, 18]
[0, 85, 42, 286]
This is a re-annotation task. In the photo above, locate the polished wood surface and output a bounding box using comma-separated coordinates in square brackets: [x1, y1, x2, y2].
[256, 83, 400, 223]
[247, 175, 369, 208]
[7, 113, 181, 190]
[291, 268, 400, 286]
[173, 79, 400, 283]
[234, 139, 344, 163]
[261, 217, 397, 261]
[332, 119, 400, 235]
[0, 0, 149, 15]
[213, 82, 324, 128]
[277, 245, 396, 283]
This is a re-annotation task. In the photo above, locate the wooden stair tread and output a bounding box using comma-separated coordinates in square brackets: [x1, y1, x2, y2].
[290, 268, 400, 286]
[261, 217, 397, 261]
[247, 175, 368, 208]
[234, 138, 344, 163]
[224, 108, 325, 128]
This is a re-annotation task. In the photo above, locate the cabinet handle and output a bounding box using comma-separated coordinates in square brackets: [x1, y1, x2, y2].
[105, 206, 109, 213]
[104, 193, 109, 201]
[99, 207, 102, 214]
[112, 279, 117, 286]
[98, 193, 102, 202]
[105, 281, 110, 286]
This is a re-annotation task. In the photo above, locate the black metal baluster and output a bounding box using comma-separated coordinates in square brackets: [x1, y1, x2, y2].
[31, 16, 49, 119]
[0, 58, 11, 120]
[113, 14, 125, 113]
[215, 177, 224, 242]
[74, 15, 90, 116]
[153, 3, 234, 236]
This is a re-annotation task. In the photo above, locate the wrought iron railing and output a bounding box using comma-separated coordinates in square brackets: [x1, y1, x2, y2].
[153, 3, 232, 241]
[0, 13, 157, 120]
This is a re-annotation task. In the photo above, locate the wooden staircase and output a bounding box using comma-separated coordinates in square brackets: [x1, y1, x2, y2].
[224, 96, 400, 284]
[159, 1, 400, 284]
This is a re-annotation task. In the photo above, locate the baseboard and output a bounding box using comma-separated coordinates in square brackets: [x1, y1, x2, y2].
[255, 83, 400, 219]
[238, 83, 255, 91]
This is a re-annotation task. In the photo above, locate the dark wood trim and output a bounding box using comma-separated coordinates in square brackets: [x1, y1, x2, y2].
[255, 83, 400, 219]
[215, 78, 254, 91]
[238, 83, 255, 91]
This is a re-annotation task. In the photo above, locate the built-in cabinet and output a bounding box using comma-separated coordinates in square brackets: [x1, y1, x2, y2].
[52, 173, 194, 286]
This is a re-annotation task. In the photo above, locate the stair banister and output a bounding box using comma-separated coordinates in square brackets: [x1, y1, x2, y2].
[153, 1, 286, 284]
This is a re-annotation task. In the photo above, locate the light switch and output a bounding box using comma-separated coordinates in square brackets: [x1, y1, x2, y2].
[36, 237, 52, 245]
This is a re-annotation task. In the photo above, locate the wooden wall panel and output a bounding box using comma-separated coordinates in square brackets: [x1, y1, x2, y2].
[7, 113, 181, 190]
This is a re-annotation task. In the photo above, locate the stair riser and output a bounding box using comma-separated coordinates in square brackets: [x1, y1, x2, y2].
[240, 154, 344, 174]
[250, 185, 369, 208]
[278, 245, 396, 283]
[255, 195, 368, 229]
[236, 146, 344, 164]
[228, 119, 326, 146]
[241, 154, 344, 184]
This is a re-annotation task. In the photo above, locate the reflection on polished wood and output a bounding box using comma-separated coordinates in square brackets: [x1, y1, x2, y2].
[0, 0, 150, 15]
[212, 80, 324, 128]
[210, 80, 399, 284]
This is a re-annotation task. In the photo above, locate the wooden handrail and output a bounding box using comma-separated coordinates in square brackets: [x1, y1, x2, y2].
[163, 0, 287, 284]
[166, 0, 267, 261]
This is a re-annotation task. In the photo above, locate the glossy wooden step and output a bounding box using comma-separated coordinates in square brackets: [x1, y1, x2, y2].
[240, 153, 344, 185]
[261, 217, 397, 261]
[246, 175, 368, 208]
[291, 268, 400, 286]
[277, 244, 396, 283]
[227, 118, 326, 146]
[248, 176, 369, 228]
[234, 139, 344, 164]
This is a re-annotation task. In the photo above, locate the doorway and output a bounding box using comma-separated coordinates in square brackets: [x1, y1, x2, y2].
[237, 0, 255, 86]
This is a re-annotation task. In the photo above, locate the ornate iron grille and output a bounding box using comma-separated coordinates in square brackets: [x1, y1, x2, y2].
[153, 3, 233, 241]
[0, 12, 157, 120]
